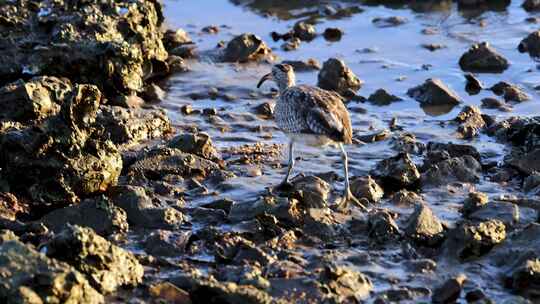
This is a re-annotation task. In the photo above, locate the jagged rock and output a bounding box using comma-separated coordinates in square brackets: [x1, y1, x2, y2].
[292, 175, 331, 209]
[0, 192, 27, 221]
[459, 42, 509, 73]
[454, 105, 486, 139]
[373, 153, 420, 189]
[432, 274, 467, 304]
[508, 258, 540, 298]
[189, 277, 273, 304]
[216, 234, 276, 265]
[0, 237, 104, 303]
[292, 21, 317, 41]
[228, 195, 301, 224]
[168, 132, 220, 161]
[519, 30, 540, 58]
[350, 176, 384, 204]
[490, 81, 530, 103]
[368, 210, 401, 243]
[465, 73, 483, 95]
[421, 156, 482, 186]
[319, 265, 373, 302]
[390, 190, 425, 206]
[45, 225, 143, 294]
[486, 116, 540, 151]
[447, 220, 506, 260]
[0, 0, 167, 97]
[426, 142, 481, 161]
[407, 78, 461, 107]
[368, 89, 403, 106]
[109, 185, 184, 229]
[223, 33, 272, 62]
[0, 84, 122, 207]
[40, 195, 128, 235]
[96, 105, 172, 148]
[318, 58, 362, 97]
[391, 133, 425, 154]
[303, 208, 340, 241]
[144, 229, 191, 257]
[163, 28, 192, 51]
[405, 204, 445, 246]
[462, 192, 489, 216]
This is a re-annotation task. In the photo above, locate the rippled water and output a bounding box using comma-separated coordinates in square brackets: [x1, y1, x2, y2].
[159, 0, 539, 301]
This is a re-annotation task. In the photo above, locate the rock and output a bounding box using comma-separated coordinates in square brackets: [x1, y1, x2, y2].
[292, 175, 331, 208]
[318, 58, 363, 96]
[281, 59, 321, 71]
[524, 172, 540, 194]
[372, 16, 408, 27]
[462, 191, 489, 216]
[149, 282, 192, 304]
[405, 204, 445, 246]
[368, 89, 403, 106]
[253, 102, 275, 118]
[459, 42, 509, 73]
[469, 202, 520, 228]
[432, 274, 467, 304]
[167, 55, 190, 73]
[373, 153, 421, 189]
[518, 30, 540, 58]
[465, 73, 483, 95]
[223, 33, 272, 62]
[292, 21, 317, 41]
[0, 237, 103, 303]
[141, 83, 166, 102]
[407, 78, 461, 107]
[45, 225, 143, 294]
[350, 176, 384, 204]
[202, 25, 219, 34]
[405, 258, 437, 273]
[448, 220, 506, 260]
[319, 265, 373, 302]
[507, 149, 540, 175]
[168, 132, 220, 161]
[421, 156, 482, 186]
[490, 82, 530, 103]
[368, 210, 401, 243]
[323, 27, 343, 41]
[303, 208, 340, 241]
[144, 229, 191, 257]
[390, 190, 424, 206]
[454, 105, 486, 139]
[228, 195, 300, 224]
[170, 45, 198, 59]
[163, 28, 192, 50]
[96, 105, 172, 148]
[40, 195, 128, 235]
[109, 185, 184, 229]
[127, 147, 226, 181]
[0, 192, 28, 221]
[465, 289, 488, 303]
[0, 85, 122, 207]
[426, 142, 481, 161]
[481, 97, 510, 111]
[281, 38, 301, 51]
[523, 0, 540, 11]
[215, 235, 276, 265]
[0, 0, 167, 97]
[215, 264, 270, 290]
[486, 116, 540, 150]
[509, 258, 540, 298]
[189, 277, 272, 304]
[391, 133, 425, 154]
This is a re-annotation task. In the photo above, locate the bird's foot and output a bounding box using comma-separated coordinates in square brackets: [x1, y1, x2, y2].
[334, 190, 368, 212]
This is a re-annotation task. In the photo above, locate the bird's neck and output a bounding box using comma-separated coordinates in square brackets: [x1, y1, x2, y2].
[278, 78, 295, 93]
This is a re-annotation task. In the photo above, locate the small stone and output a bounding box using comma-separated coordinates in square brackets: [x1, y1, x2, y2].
[390, 190, 424, 206]
[202, 25, 219, 34]
[281, 38, 301, 51]
[323, 28, 343, 41]
[481, 97, 509, 111]
[372, 153, 420, 189]
[293, 175, 331, 209]
[462, 191, 489, 216]
[405, 204, 445, 247]
[523, 0, 540, 11]
[318, 58, 363, 96]
[518, 30, 540, 58]
[464, 73, 483, 95]
[223, 33, 271, 62]
[373, 16, 408, 28]
[368, 210, 401, 243]
[350, 176, 384, 204]
[421, 43, 446, 51]
[368, 89, 403, 106]
[432, 274, 467, 304]
[253, 102, 274, 118]
[292, 21, 317, 41]
[454, 105, 486, 139]
[407, 78, 461, 107]
[282, 59, 321, 71]
[459, 42, 509, 73]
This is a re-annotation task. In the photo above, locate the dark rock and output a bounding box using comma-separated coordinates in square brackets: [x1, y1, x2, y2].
[407, 78, 461, 107]
[40, 195, 128, 235]
[523, 0, 540, 11]
[319, 264, 373, 302]
[216, 235, 276, 265]
[372, 16, 408, 28]
[357, 129, 391, 143]
[448, 220, 506, 260]
[215, 264, 270, 290]
[518, 30, 540, 57]
[223, 33, 272, 62]
[524, 172, 540, 194]
[421, 43, 446, 51]
[141, 83, 166, 102]
[454, 105, 486, 139]
[421, 156, 482, 186]
[201, 198, 235, 214]
[282, 59, 321, 71]
[0, 237, 104, 303]
[390, 190, 425, 206]
[368, 89, 403, 106]
[368, 210, 401, 243]
[281, 38, 301, 51]
[228, 195, 300, 224]
[202, 25, 219, 34]
[253, 102, 275, 118]
[392, 133, 425, 154]
[405, 204, 445, 246]
[149, 282, 191, 304]
[481, 97, 510, 111]
[459, 42, 509, 73]
[373, 153, 420, 189]
[432, 274, 467, 304]
[170, 45, 198, 59]
[144, 229, 191, 257]
[465, 289, 488, 303]
[303, 208, 340, 241]
[427, 142, 481, 161]
[318, 58, 363, 96]
[323, 27, 343, 41]
[163, 28, 192, 50]
[0, 85, 122, 207]
[292, 21, 317, 41]
[292, 175, 331, 209]
[189, 277, 273, 304]
[462, 191, 489, 216]
[405, 258, 437, 273]
[168, 132, 220, 161]
[490, 81, 530, 103]
[109, 185, 184, 229]
[507, 149, 540, 175]
[96, 105, 172, 148]
[509, 258, 540, 298]
[350, 176, 384, 204]
[465, 73, 483, 95]
[45, 225, 143, 294]
[167, 55, 190, 73]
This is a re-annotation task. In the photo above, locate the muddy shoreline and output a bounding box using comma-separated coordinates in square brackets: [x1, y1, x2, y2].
[0, 0, 540, 303]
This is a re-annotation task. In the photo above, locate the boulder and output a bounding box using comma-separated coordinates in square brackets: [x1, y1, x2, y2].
[459, 42, 509, 73]
[432, 274, 467, 304]
[318, 58, 363, 97]
[407, 78, 461, 108]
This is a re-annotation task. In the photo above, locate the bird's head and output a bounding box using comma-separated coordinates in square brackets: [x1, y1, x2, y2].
[257, 64, 295, 91]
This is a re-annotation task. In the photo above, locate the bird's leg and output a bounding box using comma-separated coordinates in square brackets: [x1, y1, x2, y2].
[277, 140, 295, 190]
[336, 144, 367, 211]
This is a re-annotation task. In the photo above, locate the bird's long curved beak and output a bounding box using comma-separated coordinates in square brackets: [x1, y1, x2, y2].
[257, 73, 272, 88]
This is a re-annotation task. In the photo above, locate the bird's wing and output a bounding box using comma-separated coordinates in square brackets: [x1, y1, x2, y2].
[305, 107, 346, 142]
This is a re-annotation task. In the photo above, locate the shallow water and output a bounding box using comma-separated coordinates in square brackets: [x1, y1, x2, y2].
[159, 0, 539, 301]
